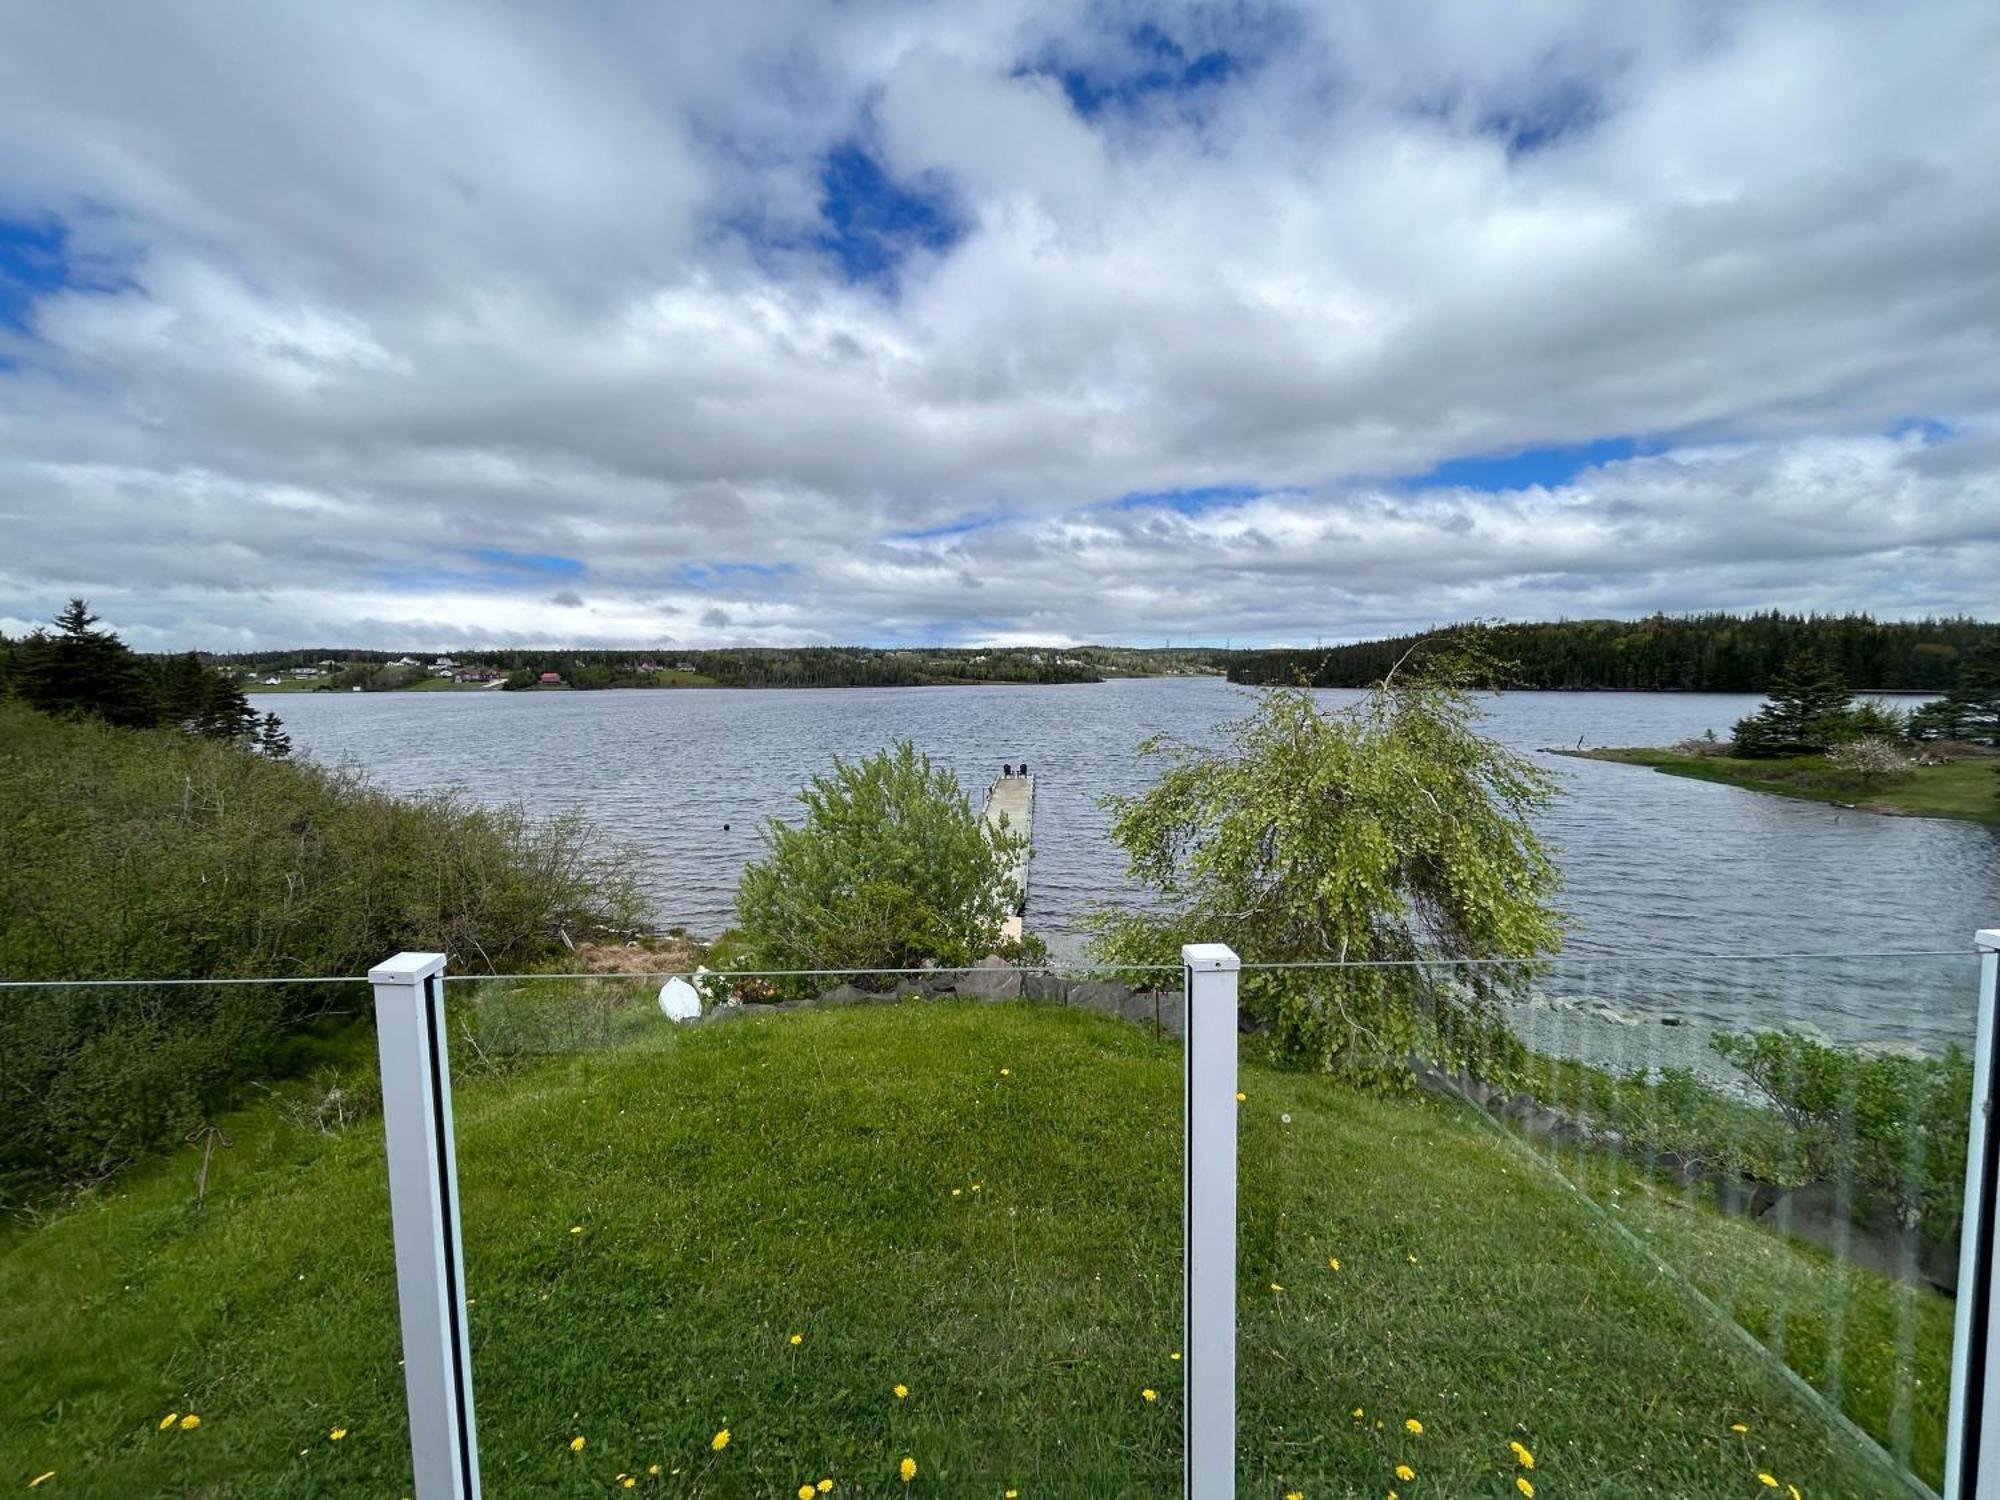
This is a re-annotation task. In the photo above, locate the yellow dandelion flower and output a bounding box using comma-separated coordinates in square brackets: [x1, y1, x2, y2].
[1510, 1440, 1535, 1469]
[819, 1482, 834, 1494]
[1757, 1478, 1778, 1491]
[622, 1481, 636, 1491]
[1406, 1254, 1418, 1264]
[971, 1184, 982, 1193]
[1328, 1257, 1341, 1271]
[569, 1436, 586, 1453]
[1141, 1389, 1158, 1402]
[899, 1455, 917, 1483]
[1352, 1407, 1364, 1419]
[648, 1465, 661, 1476]
[711, 1428, 731, 1451]
[1169, 1351, 1181, 1361]
[1005, 1492, 1017, 1499]
[894, 1384, 909, 1399]
[159, 1412, 179, 1430]
[569, 1225, 583, 1235]
[1270, 1282, 1284, 1292]
[1730, 1423, 1748, 1434]
[27, 1475, 55, 1489]
[329, 1427, 347, 1441]
[790, 1333, 803, 1346]
[1235, 1092, 1247, 1102]
[178, 1415, 201, 1431]
[1286, 1492, 1303, 1500]
[1000, 1068, 1011, 1076]
[1405, 1418, 1423, 1435]
[1788, 1487, 1802, 1500]
[1516, 1480, 1535, 1498]
[1395, 1464, 1415, 1481]
[950, 1188, 962, 1197]
[800, 1485, 816, 1499]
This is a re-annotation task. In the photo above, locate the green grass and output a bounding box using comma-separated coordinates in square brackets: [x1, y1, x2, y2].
[1567, 747, 2000, 826]
[0, 1003, 1932, 1497]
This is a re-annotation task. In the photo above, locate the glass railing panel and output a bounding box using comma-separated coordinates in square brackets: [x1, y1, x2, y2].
[1234, 951, 1978, 1498]
[443, 959, 1185, 1493]
[0, 978, 406, 1496]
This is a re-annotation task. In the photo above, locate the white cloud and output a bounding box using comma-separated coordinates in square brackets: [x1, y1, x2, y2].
[0, 0, 1993, 648]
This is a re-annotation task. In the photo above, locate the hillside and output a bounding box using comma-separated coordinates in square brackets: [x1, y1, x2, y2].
[0, 1002, 1927, 1497]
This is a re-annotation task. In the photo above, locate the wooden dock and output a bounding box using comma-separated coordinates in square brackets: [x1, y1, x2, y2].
[981, 773, 1034, 941]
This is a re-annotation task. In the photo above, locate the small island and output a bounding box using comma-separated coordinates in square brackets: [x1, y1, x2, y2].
[1561, 649, 2000, 827]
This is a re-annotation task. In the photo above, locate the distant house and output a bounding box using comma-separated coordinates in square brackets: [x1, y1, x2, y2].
[262, 676, 282, 686]
[389, 656, 417, 668]
[674, 659, 698, 673]
[538, 671, 563, 686]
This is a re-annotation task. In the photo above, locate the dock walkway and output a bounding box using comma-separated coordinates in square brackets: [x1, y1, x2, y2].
[980, 773, 1034, 941]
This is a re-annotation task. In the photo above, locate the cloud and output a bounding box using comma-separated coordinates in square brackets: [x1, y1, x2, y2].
[0, 1, 1993, 648]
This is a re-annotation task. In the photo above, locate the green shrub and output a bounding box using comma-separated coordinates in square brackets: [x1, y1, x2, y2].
[0, 700, 644, 1203]
[731, 742, 1034, 997]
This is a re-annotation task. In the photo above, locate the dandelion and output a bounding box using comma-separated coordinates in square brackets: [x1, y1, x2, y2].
[1286, 1493, 1303, 1500]
[1000, 1068, 1011, 1076]
[1404, 1418, 1422, 1435]
[1351, 1408, 1364, 1420]
[159, 1413, 178, 1430]
[951, 1188, 962, 1197]
[1005, 1492, 1017, 1498]
[329, 1427, 347, 1441]
[1757, 1478, 1778, 1491]
[800, 1485, 816, 1499]
[899, 1455, 917, 1483]
[1141, 1389, 1158, 1403]
[1169, 1351, 1181, 1361]
[649, 1465, 661, 1476]
[1730, 1423, 1748, 1434]
[1235, 1092, 1247, 1102]
[893, 1384, 909, 1400]
[1516, 1480, 1535, 1498]
[27, 1476, 54, 1489]
[1788, 1487, 1802, 1500]
[569, 1225, 583, 1235]
[570, 1436, 586, 1453]
[1395, 1464, 1415, 1482]
[1270, 1282, 1284, 1293]
[622, 1481, 636, 1491]
[711, 1429, 731, 1451]
[1510, 1440, 1535, 1469]
[1406, 1254, 1418, 1264]
[178, 1415, 201, 1431]
[819, 1483, 834, 1494]
[971, 1184, 982, 1193]
[790, 1333, 804, 1346]
[1328, 1258, 1341, 1271]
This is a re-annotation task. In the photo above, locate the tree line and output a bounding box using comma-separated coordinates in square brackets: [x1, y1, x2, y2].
[0, 599, 291, 754]
[1224, 613, 2000, 693]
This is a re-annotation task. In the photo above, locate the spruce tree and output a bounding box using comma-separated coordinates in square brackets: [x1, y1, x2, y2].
[1731, 652, 1860, 757]
[16, 599, 155, 727]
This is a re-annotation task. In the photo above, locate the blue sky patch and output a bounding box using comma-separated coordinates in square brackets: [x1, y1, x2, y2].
[1042, 22, 1241, 119]
[0, 216, 70, 331]
[816, 142, 961, 285]
[468, 547, 585, 577]
[1109, 484, 1263, 515]
[671, 561, 793, 590]
[1411, 437, 1649, 492]
[1478, 78, 1605, 158]
[1891, 417, 1952, 444]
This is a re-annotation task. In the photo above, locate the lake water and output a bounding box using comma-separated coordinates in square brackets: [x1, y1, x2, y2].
[270, 678, 1998, 1052]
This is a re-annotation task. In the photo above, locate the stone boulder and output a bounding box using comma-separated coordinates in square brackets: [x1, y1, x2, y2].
[957, 956, 1022, 1001]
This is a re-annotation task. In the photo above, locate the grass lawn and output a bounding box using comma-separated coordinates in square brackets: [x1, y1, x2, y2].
[0, 1003, 1930, 1497]
[1565, 747, 2000, 826]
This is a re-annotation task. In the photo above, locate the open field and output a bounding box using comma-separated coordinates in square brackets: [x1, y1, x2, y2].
[0, 1003, 1932, 1496]
[1564, 746, 2000, 827]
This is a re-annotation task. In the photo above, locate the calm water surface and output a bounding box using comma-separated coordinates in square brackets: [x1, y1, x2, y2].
[272, 679, 1998, 1050]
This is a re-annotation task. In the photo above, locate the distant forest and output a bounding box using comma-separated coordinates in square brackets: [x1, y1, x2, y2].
[1223, 614, 2000, 693]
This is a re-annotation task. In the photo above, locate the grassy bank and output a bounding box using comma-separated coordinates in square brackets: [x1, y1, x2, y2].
[1564, 746, 2000, 826]
[0, 1003, 1929, 1497]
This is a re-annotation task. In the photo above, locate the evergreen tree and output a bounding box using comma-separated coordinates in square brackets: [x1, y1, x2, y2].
[14, 599, 155, 727]
[255, 712, 292, 758]
[1731, 653, 1863, 757]
[1910, 643, 2000, 746]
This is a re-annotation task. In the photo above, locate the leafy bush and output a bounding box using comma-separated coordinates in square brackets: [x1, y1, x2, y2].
[1711, 1030, 1970, 1245]
[1824, 736, 1916, 784]
[731, 742, 1036, 997]
[0, 700, 644, 1203]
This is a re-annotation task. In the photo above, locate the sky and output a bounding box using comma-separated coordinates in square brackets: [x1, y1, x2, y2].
[0, 1, 1995, 652]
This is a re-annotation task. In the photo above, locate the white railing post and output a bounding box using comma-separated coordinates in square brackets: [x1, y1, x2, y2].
[1182, 943, 1240, 1500]
[1948, 930, 2000, 1499]
[370, 952, 481, 1500]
